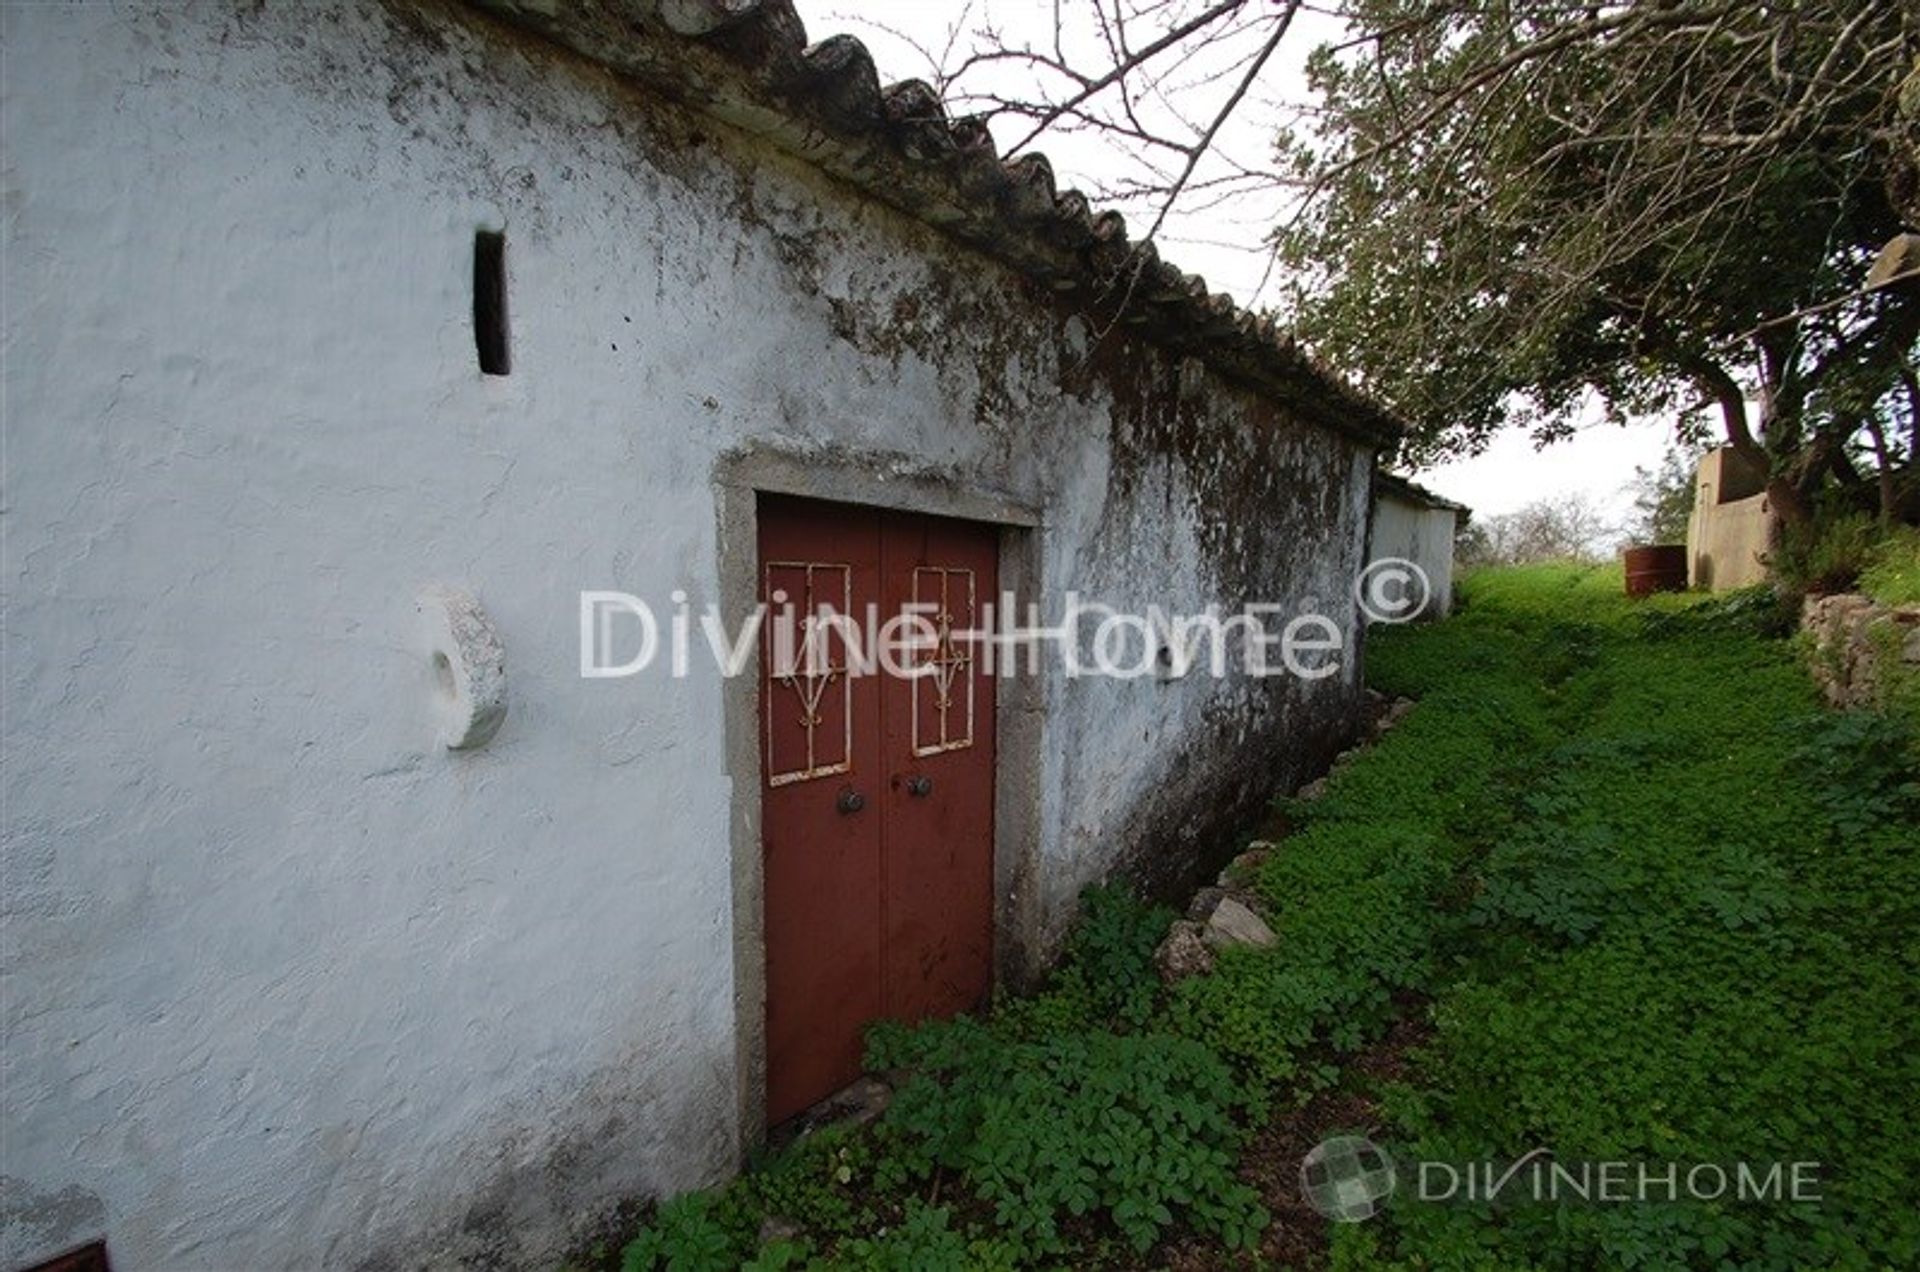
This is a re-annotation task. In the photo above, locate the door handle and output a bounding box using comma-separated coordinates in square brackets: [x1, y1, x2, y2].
[905, 775, 933, 797]
[836, 787, 866, 814]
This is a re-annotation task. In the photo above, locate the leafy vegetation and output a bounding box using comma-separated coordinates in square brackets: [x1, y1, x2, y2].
[603, 883, 1260, 1271]
[1277, 2, 1916, 527]
[867, 1022, 1264, 1256]
[1858, 525, 1920, 605]
[1769, 510, 1889, 597]
[1333, 565, 1920, 1270]
[603, 564, 1917, 1270]
[1626, 446, 1702, 547]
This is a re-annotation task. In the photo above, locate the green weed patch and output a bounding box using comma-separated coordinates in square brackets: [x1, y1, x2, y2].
[604, 564, 1918, 1270]
[1334, 565, 1920, 1270]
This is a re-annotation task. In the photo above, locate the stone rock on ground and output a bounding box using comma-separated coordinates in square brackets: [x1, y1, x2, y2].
[759, 1216, 804, 1246]
[1154, 919, 1215, 984]
[829, 1075, 892, 1125]
[1159, 693, 1419, 983]
[1186, 885, 1233, 922]
[1362, 688, 1416, 738]
[795, 1074, 891, 1133]
[1376, 696, 1416, 735]
[766, 1072, 895, 1152]
[1203, 896, 1276, 951]
[1187, 884, 1272, 929]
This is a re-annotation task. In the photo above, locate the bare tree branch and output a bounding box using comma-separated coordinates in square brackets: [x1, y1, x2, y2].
[1142, 1, 1302, 242]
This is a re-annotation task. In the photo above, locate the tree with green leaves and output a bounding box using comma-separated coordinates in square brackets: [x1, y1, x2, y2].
[1275, 1, 1917, 526]
[870, 2, 1918, 525]
[1628, 446, 1704, 546]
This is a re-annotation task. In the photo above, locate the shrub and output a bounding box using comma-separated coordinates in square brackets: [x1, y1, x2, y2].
[1857, 525, 1920, 604]
[617, 1127, 908, 1270]
[1768, 511, 1880, 595]
[989, 884, 1171, 1042]
[864, 1021, 1266, 1256]
[619, 1192, 748, 1272]
[1637, 582, 1796, 640]
[829, 1201, 1021, 1271]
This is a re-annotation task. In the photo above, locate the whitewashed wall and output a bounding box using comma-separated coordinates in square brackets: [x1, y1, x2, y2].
[0, 4, 1374, 1268]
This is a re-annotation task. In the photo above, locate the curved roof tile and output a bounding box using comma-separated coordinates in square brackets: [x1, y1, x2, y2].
[470, 0, 1404, 446]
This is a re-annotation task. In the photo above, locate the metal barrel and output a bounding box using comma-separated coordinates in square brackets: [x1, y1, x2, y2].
[1623, 544, 1689, 597]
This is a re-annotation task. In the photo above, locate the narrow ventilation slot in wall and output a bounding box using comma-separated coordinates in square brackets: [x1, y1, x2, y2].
[473, 229, 510, 376]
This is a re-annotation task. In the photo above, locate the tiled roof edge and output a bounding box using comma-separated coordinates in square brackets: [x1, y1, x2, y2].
[465, 0, 1405, 448]
[1375, 470, 1470, 518]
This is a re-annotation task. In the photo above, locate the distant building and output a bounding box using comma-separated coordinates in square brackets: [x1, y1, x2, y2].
[1368, 473, 1468, 620]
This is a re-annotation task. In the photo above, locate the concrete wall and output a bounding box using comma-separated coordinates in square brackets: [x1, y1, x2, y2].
[1367, 492, 1457, 619]
[1687, 448, 1775, 590]
[0, 3, 1375, 1267]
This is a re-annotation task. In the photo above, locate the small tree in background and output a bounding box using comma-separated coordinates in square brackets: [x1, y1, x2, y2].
[1457, 494, 1619, 567]
[1627, 447, 1703, 547]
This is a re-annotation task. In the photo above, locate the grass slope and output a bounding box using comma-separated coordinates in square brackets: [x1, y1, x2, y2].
[603, 565, 1919, 1271]
[1335, 565, 1919, 1269]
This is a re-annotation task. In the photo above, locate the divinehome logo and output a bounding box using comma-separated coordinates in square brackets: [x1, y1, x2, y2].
[1300, 1137, 1824, 1223]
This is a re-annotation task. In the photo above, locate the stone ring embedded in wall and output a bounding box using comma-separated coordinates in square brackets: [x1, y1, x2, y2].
[416, 585, 508, 750]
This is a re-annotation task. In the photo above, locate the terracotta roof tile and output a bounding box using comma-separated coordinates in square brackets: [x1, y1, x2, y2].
[1375, 471, 1470, 517]
[470, 0, 1405, 446]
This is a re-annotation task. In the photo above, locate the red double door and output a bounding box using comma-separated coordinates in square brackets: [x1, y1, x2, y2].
[758, 495, 998, 1125]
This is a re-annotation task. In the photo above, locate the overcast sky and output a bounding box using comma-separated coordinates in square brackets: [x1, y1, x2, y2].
[809, 0, 1680, 531]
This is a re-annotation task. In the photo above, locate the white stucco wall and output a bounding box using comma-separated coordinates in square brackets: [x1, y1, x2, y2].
[1367, 493, 1458, 620]
[1, 4, 1375, 1268]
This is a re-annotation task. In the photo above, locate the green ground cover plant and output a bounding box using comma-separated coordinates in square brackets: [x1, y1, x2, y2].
[1333, 565, 1920, 1270]
[604, 563, 1918, 1270]
[1857, 526, 1920, 606]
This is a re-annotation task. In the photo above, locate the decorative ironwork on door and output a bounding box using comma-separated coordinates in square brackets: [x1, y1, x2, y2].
[910, 566, 976, 757]
[764, 561, 853, 786]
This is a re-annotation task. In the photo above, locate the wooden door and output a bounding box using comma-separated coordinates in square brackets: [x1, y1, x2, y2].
[759, 495, 998, 1126]
[877, 510, 997, 1027]
[759, 497, 884, 1125]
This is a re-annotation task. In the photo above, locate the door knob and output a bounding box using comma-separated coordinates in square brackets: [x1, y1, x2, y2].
[836, 787, 866, 814]
[905, 775, 933, 797]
